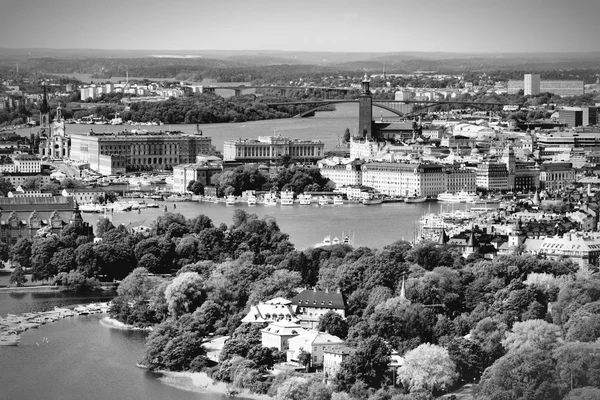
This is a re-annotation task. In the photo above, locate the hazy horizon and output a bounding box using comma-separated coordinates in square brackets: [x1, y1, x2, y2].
[1, 0, 599, 54]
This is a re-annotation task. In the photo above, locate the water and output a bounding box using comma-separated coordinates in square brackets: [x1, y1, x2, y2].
[0, 291, 115, 318]
[18, 102, 392, 152]
[83, 200, 449, 250]
[0, 314, 230, 400]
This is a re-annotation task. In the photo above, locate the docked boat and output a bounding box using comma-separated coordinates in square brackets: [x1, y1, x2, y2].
[404, 196, 427, 203]
[280, 191, 294, 206]
[225, 195, 237, 206]
[0, 334, 20, 346]
[246, 195, 257, 206]
[79, 204, 103, 213]
[318, 196, 330, 206]
[333, 196, 344, 205]
[362, 194, 383, 205]
[298, 193, 312, 205]
[263, 193, 277, 206]
[437, 191, 480, 203]
[146, 203, 159, 208]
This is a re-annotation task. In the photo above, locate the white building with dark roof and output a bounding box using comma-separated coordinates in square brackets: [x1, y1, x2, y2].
[287, 330, 344, 367]
[291, 289, 346, 329]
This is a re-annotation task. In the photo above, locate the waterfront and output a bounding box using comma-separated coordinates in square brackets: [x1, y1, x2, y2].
[81, 200, 477, 250]
[0, 313, 231, 400]
[17, 102, 396, 152]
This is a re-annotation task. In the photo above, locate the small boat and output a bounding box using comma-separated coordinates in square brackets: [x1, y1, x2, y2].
[280, 191, 294, 206]
[404, 196, 427, 203]
[437, 191, 480, 203]
[225, 195, 236, 206]
[0, 334, 20, 346]
[263, 193, 277, 206]
[362, 196, 383, 205]
[333, 196, 344, 206]
[246, 195, 257, 206]
[298, 193, 312, 205]
[318, 196, 330, 206]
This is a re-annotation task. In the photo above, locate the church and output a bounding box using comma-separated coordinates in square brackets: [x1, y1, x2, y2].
[38, 84, 70, 159]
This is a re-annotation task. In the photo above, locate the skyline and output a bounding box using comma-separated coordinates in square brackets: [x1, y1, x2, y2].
[1, 0, 599, 54]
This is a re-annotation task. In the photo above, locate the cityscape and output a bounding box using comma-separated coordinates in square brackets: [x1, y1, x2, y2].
[1, 1, 600, 400]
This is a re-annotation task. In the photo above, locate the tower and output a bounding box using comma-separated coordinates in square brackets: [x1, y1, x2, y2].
[40, 83, 50, 133]
[502, 145, 515, 191]
[70, 201, 84, 228]
[358, 73, 373, 140]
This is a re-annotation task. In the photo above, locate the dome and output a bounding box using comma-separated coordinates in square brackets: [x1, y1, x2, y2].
[470, 147, 480, 155]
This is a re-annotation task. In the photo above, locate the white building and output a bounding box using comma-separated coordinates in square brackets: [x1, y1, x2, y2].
[318, 159, 364, 188]
[261, 320, 307, 351]
[12, 154, 41, 173]
[287, 331, 344, 367]
[240, 297, 297, 324]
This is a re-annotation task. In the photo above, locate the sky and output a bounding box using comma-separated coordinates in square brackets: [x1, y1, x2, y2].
[0, 0, 599, 53]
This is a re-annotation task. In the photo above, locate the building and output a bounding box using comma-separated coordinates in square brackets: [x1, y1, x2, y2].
[539, 162, 575, 191]
[509, 74, 585, 97]
[222, 135, 324, 164]
[476, 162, 509, 191]
[524, 74, 541, 96]
[361, 163, 422, 197]
[358, 74, 373, 140]
[558, 107, 600, 127]
[446, 167, 477, 193]
[318, 160, 364, 188]
[1, 173, 51, 188]
[61, 188, 106, 204]
[241, 298, 297, 324]
[12, 154, 41, 173]
[291, 289, 346, 329]
[323, 346, 354, 379]
[39, 104, 70, 159]
[286, 331, 344, 367]
[70, 130, 212, 174]
[172, 157, 223, 193]
[0, 196, 92, 246]
[524, 233, 600, 269]
[261, 320, 307, 351]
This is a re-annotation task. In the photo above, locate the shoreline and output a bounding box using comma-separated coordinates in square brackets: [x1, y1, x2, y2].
[99, 316, 153, 331]
[158, 370, 271, 400]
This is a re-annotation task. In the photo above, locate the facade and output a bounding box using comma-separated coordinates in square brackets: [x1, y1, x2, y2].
[12, 154, 41, 173]
[524, 74, 541, 96]
[525, 233, 600, 269]
[240, 298, 297, 324]
[1, 173, 51, 188]
[514, 162, 540, 191]
[446, 167, 477, 193]
[558, 107, 600, 127]
[0, 196, 92, 247]
[286, 331, 344, 367]
[70, 130, 212, 174]
[539, 162, 575, 190]
[291, 289, 346, 329]
[318, 160, 364, 188]
[39, 106, 70, 159]
[323, 346, 354, 379]
[222, 135, 324, 164]
[476, 162, 509, 191]
[261, 320, 307, 351]
[61, 188, 106, 204]
[172, 159, 223, 193]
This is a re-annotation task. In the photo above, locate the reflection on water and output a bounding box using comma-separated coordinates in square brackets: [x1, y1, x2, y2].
[0, 291, 116, 318]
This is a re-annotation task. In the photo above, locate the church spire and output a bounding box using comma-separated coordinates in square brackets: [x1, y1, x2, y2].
[41, 82, 50, 114]
[399, 275, 411, 305]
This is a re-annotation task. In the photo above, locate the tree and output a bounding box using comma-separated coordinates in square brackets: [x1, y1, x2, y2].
[164, 272, 205, 318]
[96, 218, 115, 237]
[564, 301, 600, 342]
[343, 127, 350, 143]
[553, 342, 600, 393]
[297, 349, 312, 372]
[475, 347, 560, 400]
[0, 241, 9, 264]
[0, 177, 14, 196]
[10, 237, 32, 269]
[397, 343, 458, 395]
[9, 266, 27, 286]
[336, 336, 391, 390]
[187, 179, 205, 195]
[442, 336, 485, 383]
[502, 319, 563, 353]
[564, 387, 600, 400]
[275, 377, 309, 400]
[317, 311, 349, 339]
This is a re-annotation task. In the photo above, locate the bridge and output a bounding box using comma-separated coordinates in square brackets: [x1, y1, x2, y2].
[192, 85, 354, 97]
[264, 99, 514, 118]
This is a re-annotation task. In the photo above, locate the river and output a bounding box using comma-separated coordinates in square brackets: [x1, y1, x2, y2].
[3, 98, 431, 399]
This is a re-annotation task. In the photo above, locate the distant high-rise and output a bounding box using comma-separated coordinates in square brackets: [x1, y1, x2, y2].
[524, 74, 541, 96]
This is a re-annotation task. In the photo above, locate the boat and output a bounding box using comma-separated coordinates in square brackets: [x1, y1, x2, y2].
[263, 193, 277, 206]
[404, 196, 427, 203]
[333, 196, 344, 205]
[315, 235, 332, 247]
[246, 195, 257, 206]
[146, 203, 159, 208]
[437, 191, 480, 203]
[0, 334, 20, 346]
[225, 195, 237, 206]
[79, 204, 103, 213]
[298, 193, 312, 205]
[318, 196, 330, 206]
[280, 191, 294, 206]
[362, 194, 383, 205]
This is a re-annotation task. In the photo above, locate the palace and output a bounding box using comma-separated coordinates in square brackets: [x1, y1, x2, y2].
[222, 135, 324, 163]
[69, 130, 212, 174]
